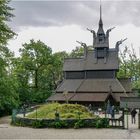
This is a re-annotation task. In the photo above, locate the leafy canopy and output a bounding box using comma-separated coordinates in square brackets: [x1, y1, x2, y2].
[0, 0, 16, 45]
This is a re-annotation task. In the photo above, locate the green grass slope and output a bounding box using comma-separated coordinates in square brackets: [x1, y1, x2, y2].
[27, 103, 95, 119]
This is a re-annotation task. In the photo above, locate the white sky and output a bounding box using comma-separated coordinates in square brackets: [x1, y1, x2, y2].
[8, 1, 140, 57]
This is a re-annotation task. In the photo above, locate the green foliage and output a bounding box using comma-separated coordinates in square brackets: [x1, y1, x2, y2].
[12, 40, 69, 105]
[137, 89, 140, 97]
[32, 120, 45, 128]
[13, 117, 109, 129]
[70, 46, 93, 58]
[0, 0, 18, 116]
[51, 51, 68, 89]
[117, 46, 140, 89]
[27, 103, 95, 119]
[51, 120, 68, 128]
[74, 117, 109, 129]
[0, 47, 19, 116]
[11, 121, 26, 127]
[0, 76, 19, 109]
[74, 120, 85, 129]
[95, 118, 109, 128]
[70, 46, 84, 58]
[14, 40, 55, 104]
[0, 0, 16, 45]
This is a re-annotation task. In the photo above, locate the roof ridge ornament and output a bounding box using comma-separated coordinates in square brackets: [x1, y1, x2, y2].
[115, 38, 127, 51]
[76, 41, 88, 58]
[87, 28, 96, 47]
[106, 27, 115, 38]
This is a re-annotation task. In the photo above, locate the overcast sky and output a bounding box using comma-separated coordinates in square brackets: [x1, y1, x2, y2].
[8, 0, 140, 57]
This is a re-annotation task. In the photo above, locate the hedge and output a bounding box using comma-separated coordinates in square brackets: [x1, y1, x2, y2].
[11, 116, 109, 129]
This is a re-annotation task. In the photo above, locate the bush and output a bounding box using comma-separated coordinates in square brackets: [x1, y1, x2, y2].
[74, 120, 85, 129]
[13, 117, 109, 129]
[27, 103, 95, 119]
[50, 120, 68, 128]
[32, 120, 45, 128]
[95, 119, 102, 128]
[101, 118, 109, 128]
[11, 121, 26, 127]
[95, 118, 109, 128]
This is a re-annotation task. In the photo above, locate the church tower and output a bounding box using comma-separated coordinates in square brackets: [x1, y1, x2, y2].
[96, 4, 106, 47]
[92, 4, 115, 63]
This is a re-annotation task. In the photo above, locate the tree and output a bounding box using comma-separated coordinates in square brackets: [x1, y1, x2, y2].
[117, 46, 140, 89]
[70, 45, 93, 58]
[70, 46, 84, 58]
[13, 40, 69, 105]
[0, 46, 19, 116]
[0, 0, 18, 116]
[15, 40, 54, 104]
[0, 0, 16, 45]
[51, 51, 68, 88]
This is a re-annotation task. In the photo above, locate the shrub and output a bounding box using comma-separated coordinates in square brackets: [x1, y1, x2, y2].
[27, 103, 95, 119]
[12, 121, 26, 127]
[13, 117, 109, 129]
[101, 118, 109, 128]
[95, 119, 102, 128]
[74, 120, 85, 129]
[32, 120, 45, 128]
[50, 120, 68, 128]
[95, 118, 109, 128]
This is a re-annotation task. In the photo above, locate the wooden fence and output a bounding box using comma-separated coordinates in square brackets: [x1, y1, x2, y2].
[109, 114, 124, 129]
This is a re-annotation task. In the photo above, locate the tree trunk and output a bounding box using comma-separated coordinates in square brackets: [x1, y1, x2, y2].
[35, 69, 38, 88]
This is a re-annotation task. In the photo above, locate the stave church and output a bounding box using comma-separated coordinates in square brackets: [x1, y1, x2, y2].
[48, 4, 135, 107]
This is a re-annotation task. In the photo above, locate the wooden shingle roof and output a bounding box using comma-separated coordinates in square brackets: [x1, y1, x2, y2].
[63, 49, 119, 71]
[118, 78, 132, 92]
[48, 92, 133, 102]
[56, 78, 131, 93]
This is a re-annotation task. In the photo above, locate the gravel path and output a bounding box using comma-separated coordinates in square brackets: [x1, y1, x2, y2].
[0, 115, 140, 139]
[0, 116, 11, 124]
[1, 124, 140, 139]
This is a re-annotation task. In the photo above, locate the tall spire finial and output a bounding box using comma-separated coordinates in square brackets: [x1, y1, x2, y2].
[100, 0, 102, 20]
[97, 0, 105, 43]
[99, 0, 103, 26]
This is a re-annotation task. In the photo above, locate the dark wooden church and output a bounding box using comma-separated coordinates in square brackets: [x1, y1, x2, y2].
[48, 5, 134, 107]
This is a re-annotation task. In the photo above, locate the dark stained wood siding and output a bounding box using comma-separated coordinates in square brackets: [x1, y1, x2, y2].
[65, 71, 85, 79]
[96, 48, 107, 58]
[86, 70, 115, 79]
[65, 70, 116, 79]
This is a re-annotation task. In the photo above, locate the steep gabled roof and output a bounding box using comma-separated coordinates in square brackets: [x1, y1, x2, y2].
[56, 78, 130, 93]
[48, 93, 108, 102]
[63, 49, 119, 71]
[48, 92, 133, 102]
[78, 79, 125, 93]
[56, 79, 83, 92]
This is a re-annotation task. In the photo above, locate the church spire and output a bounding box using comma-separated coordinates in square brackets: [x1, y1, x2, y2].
[97, 1, 104, 35]
[99, 2, 103, 27]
